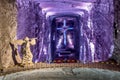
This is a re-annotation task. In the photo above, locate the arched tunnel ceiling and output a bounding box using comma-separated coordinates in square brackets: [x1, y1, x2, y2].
[36, 1, 93, 18]
[17, 0, 108, 18]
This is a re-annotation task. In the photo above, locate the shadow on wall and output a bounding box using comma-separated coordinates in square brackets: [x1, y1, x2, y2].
[9, 42, 21, 65]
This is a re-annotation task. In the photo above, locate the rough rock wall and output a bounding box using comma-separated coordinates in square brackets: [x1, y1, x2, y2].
[112, 0, 120, 63]
[0, 0, 17, 68]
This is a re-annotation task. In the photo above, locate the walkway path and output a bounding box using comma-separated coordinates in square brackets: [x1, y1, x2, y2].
[0, 68, 120, 80]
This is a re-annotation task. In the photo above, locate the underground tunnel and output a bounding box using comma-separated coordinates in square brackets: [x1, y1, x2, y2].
[1, 0, 120, 80]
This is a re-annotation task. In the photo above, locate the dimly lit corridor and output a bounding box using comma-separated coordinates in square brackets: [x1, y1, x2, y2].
[17, 0, 114, 63]
[1, 0, 120, 80]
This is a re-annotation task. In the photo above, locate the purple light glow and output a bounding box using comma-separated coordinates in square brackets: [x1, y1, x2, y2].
[16, 0, 114, 63]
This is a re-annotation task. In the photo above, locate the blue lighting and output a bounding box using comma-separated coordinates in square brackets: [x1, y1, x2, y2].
[57, 20, 73, 45]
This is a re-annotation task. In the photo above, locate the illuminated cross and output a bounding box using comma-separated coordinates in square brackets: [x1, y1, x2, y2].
[57, 20, 73, 46]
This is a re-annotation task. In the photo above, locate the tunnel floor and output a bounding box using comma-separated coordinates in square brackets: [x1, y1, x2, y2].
[1, 68, 120, 80]
[0, 59, 120, 76]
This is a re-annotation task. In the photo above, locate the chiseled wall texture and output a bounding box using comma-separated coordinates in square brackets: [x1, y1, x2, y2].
[113, 0, 120, 63]
[0, 0, 17, 68]
[0, 0, 120, 68]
